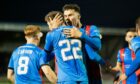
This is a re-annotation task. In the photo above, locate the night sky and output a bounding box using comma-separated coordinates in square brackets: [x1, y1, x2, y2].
[1, 0, 140, 28]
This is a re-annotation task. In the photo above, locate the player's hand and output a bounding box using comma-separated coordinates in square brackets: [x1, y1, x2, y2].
[63, 27, 82, 38]
[114, 81, 118, 84]
[47, 13, 63, 30]
[102, 60, 112, 72]
[117, 73, 127, 84]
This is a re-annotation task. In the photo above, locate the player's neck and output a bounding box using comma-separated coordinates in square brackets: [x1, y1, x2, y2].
[78, 22, 82, 28]
[128, 44, 132, 49]
[27, 41, 38, 46]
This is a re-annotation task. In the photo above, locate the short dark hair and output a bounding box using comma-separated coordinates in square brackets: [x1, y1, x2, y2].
[62, 4, 80, 14]
[126, 28, 136, 34]
[45, 11, 63, 22]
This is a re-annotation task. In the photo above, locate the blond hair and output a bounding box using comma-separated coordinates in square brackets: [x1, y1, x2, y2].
[24, 25, 41, 37]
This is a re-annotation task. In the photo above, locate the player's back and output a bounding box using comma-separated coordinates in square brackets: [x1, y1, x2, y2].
[45, 26, 88, 82]
[12, 44, 42, 84]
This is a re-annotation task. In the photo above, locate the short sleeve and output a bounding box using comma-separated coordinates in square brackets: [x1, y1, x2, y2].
[39, 50, 50, 67]
[44, 32, 53, 51]
[8, 52, 15, 69]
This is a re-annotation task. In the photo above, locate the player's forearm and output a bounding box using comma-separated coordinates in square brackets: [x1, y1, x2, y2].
[46, 69, 57, 84]
[80, 33, 101, 50]
[112, 62, 122, 72]
[125, 59, 140, 77]
[7, 73, 14, 83]
[112, 66, 121, 72]
[10, 75, 15, 84]
[7, 69, 15, 84]
[85, 44, 104, 65]
[42, 65, 57, 83]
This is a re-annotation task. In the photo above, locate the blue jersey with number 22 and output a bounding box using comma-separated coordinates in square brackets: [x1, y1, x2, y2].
[44, 26, 88, 82]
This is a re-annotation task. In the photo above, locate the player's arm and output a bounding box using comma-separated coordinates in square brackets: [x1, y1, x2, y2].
[42, 32, 57, 83]
[85, 44, 105, 65]
[44, 32, 53, 52]
[80, 25, 101, 50]
[7, 52, 15, 84]
[63, 26, 101, 50]
[7, 68, 14, 84]
[41, 65, 57, 83]
[125, 50, 140, 77]
[40, 50, 57, 83]
[43, 32, 55, 61]
[111, 62, 121, 72]
[112, 50, 122, 72]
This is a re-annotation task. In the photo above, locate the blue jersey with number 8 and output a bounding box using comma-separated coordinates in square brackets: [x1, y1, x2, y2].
[8, 44, 47, 84]
[44, 26, 88, 82]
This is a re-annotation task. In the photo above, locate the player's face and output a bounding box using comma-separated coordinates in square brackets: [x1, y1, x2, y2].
[64, 9, 80, 25]
[125, 31, 136, 43]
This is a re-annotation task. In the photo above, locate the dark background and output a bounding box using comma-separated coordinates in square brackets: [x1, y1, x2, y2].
[1, 0, 140, 28]
[0, 0, 139, 83]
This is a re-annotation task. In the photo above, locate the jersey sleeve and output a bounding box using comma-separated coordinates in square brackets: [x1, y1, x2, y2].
[8, 51, 16, 69]
[80, 25, 101, 50]
[117, 50, 121, 63]
[125, 49, 140, 77]
[85, 44, 105, 65]
[39, 50, 56, 65]
[89, 25, 101, 38]
[39, 50, 49, 66]
[44, 32, 53, 51]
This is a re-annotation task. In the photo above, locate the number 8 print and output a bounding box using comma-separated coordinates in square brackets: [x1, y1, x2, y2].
[17, 57, 29, 75]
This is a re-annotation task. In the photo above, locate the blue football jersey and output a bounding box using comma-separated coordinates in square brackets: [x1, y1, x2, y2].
[117, 47, 138, 84]
[84, 25, 101, 38]
[8, 44, 47, 84]
[82, 25, 103, 63]
[44, 26, 88, 82]
[126, 36, 140, 77]
[82, 25, 101, 50]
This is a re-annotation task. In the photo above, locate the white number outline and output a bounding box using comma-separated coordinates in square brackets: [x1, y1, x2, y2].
[17, 57, 29, 75]
[58, 39, 82, 61]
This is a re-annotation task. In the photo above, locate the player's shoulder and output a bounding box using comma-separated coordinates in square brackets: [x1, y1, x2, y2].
[131, 36, 140, 46]
[131, 36, 140, 42]
[86, 25, 100, 33]
[118, 47, 129, 54]
[86, 25, 98, 30]
[46, 30, 55, 39]
[12, 47, 19, 54]
[48, 26, 64, 35]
